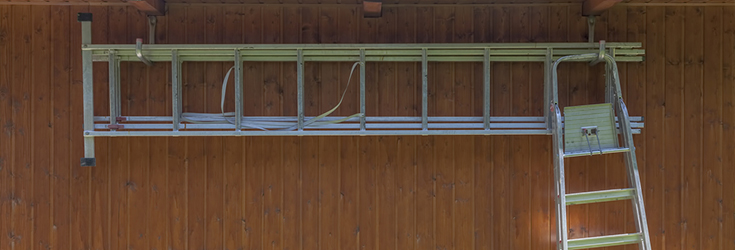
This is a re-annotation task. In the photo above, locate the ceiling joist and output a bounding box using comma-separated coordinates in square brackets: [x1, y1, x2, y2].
[583, 0, 622, 16]
[130, 0, 166, 16]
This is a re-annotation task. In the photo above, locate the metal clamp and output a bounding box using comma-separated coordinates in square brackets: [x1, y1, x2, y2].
[582, 126, 603, 155]
[590, 40, 606, 66]
[135, 38, 153, 66]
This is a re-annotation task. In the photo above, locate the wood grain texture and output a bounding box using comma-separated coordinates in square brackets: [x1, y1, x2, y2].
[664, 6, 684, 250]
[0, 4, 732, 250]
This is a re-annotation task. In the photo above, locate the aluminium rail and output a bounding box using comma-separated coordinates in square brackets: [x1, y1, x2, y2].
[77, 13, 645, 166]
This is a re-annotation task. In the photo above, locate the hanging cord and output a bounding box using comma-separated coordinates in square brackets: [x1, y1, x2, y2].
[181, 62, 364, 131]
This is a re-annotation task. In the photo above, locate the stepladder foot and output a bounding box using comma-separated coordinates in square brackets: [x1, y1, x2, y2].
[80, 157, 96, 167]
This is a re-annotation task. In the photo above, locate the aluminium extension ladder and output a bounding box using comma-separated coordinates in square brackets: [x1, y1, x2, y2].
[549, 51, 652, 250]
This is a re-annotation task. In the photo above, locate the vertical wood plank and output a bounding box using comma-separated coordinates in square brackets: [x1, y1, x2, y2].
[281, 6, 300, 250]
[357, 5, 377, 250]
[374, 6, 398, 250]
[107, 7, 130, 250]
[0, 6, 12, 250]
[335, 7, 360, 250]
[339, 134, 360, 250]
[31, 6, 53, 250]
[335, 8, 361, 246]
[88, 6, 110, 250]
[68, 5, 91, 250]
[50, 6, 71, 250]
[720, 6, 735, 249]
[471, 6, 493, 250]
[241, 11, 265, 243]
[414, 6, 434, 250]
[644, 6, 666, 250]
[721, 6, 735, 250]
[509, 6, 531, 250]
[166, 6, 188, 250]
[183, 6, 207, 250]
[491, 6, 511, 250]
[244, 136, 264, 250]
[262, 5, 284, 250]
[528, 5, 552, 250]
[453, 6, 474, 250]
[203, 6, 224, 250]
[395, 6, 416, 118]
[318, 6, 341, 250]
[357, 136, 377, 250]
[433, 6, 455, 250]
[127, 7, 150, 250]
[415, 135, 434, 250]
[683, 6, 704, 250]
[9, 5, 34, 250]
[221, 5, 245, 250]
[701, 6, 723, 250]
[300, 134, 319, 250]
[241, 9, 264, 248]
[664, 6, 684, 250]
[147, 7, 169, 250]
[300, 6, 319, 250]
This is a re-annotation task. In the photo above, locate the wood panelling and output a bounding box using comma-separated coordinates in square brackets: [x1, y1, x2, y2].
[0, 4, 733, 250]
[3, 0, 735, 6]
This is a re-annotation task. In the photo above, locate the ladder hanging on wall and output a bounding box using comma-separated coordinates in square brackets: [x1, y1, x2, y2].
[550, 52, 651, 250]
[77, 13, 646, 167]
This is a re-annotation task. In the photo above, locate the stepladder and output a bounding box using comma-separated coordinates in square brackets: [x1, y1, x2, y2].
[549, 51, 652, 250]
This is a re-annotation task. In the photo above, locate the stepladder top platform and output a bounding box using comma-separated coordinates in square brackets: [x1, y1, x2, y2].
[563, 103, 620, 154]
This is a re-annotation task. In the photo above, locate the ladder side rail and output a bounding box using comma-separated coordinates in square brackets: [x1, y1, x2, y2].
[616, 99, 652, 250]
[544, 48, 552, 130]
[483, 48, 491, 130]
[604, 55, 619, 145]
[109, 50, 120, 130]
[359, 49, 366, 131]
[297, 49, 304, 131]
[604, 54, 652, 250]
[80, 14, 96, 166]
[234, 50, 243, 132]
[552, 104, 568, 250]
[172, 50, 182, 131]
[421, 48, 428, 132]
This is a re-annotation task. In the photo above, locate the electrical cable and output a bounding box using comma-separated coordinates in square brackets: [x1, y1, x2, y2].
[181, 62, 364, 131]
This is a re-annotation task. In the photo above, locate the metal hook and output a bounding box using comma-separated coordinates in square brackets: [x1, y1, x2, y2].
[590, 40, 606, 66]
[136, 38, 153, 66]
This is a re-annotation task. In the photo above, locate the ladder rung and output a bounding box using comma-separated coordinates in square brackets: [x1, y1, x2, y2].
[564, 147, 630, 158]
[568, 233, 642, 250]
[565, 188, 636, 205]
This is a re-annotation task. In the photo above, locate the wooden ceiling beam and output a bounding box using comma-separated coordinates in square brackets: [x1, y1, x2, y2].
[363, 0, 382, 18]
[582, 0, 622, 16]
[130, 0, 165, 16]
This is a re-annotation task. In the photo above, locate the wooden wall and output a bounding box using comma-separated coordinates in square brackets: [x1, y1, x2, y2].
[0, 4, 733, 250]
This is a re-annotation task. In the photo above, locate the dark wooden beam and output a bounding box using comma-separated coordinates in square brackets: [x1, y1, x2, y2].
[131, 0, 165, 16]
[363, 0, 382, 18]
[582, 0, 621, 16]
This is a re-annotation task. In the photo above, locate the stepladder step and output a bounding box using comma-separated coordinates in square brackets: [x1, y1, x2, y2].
[563, 147, 630, 158]
[568, 233, 642, 250]
[565, 188, 635, 205]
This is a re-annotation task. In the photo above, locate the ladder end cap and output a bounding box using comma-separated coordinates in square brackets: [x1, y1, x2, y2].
[77, 13, 93, 22]
[80, 157, 96, 167]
